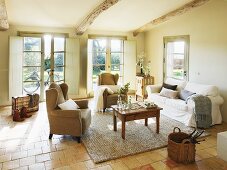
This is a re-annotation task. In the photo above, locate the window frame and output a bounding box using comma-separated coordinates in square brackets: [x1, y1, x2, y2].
[163, 35, 190, 81]
[88, 35, 126, 88]
[21, 32, 67, 100]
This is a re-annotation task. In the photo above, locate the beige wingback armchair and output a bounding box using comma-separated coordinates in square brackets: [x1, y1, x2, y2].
[98, 73, 126, 112]
[45, 83, 91, 143]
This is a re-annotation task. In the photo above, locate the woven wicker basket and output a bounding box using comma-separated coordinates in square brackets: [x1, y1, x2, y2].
[167, 127, 195, 164]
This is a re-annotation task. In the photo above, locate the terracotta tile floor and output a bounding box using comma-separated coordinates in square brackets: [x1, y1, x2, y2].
[0, 102, 227, 170]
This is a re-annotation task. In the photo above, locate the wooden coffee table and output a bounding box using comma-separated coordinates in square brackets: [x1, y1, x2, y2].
[111, 104, 162, 139]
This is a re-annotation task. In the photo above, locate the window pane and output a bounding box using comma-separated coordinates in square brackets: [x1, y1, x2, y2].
[44, 35, 51, 58]
[111, 40, 123, 52]
[44, 69, 50, 84]
[111, 65, 123, 76]
[54, 67, 64, 81]
[23, 67, 40, 94]
[93, 52, 106, 65]
[90, 39, 106, 53]
[54, 37, 65, 51]
[23, 82, 40, 94]
[111, 53, 123, 65]
[111, 65, 120, 72]
[24, 52, 41, 66]
[93, 65, 105, 76]
[166, 42, 185, 80]
[54, 53, 64, 66]
[173, 41, 185, 53]
[24, 37, 41, 51]
[23, 67, 40, 81]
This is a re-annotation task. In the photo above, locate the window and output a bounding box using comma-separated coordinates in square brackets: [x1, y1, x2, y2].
[22, 35, 66, 100]
[23, 37, 42, 94]
[110, 40, 124, 83]
[88, 37, 124, 89]
[53, 37, 65, 83]
[163, 36, 189, 80]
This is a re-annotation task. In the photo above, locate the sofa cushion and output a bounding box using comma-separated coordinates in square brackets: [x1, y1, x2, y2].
[165, 98, 188, 111]
[179, 89, 196, 101]
[184, 82, 219, 96]
[162, 83, 177, 90]
[148, 93, 167, 105]
[160, 87, 178, 99]
[165, 78, 187, 92]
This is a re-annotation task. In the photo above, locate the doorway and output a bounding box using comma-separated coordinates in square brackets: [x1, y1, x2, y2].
[163, 35, 190, 81]
[23, 35, 65, 100]
[88, 38, 124, 90]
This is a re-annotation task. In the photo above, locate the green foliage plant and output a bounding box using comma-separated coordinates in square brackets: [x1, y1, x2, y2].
[118, 82, 130, 95]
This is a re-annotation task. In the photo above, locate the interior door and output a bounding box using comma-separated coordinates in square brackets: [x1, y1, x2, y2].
[163, 36, 189, 81]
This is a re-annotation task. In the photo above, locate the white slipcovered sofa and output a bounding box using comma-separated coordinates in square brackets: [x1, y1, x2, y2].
[146, 78, 224, 127]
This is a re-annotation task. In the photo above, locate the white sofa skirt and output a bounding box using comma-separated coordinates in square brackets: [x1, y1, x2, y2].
[148, 93, 223, 127]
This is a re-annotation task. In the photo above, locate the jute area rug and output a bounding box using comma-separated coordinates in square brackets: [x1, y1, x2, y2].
[82, 112, 208, 163]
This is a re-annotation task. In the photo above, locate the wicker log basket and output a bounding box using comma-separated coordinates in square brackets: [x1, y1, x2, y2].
[167, 127, 196, 164]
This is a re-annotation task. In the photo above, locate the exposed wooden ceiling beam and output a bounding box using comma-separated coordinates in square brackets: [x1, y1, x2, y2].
[133, 0, 210, 36]
[0, 0, 9, 31]
[75, 0, 120, 35]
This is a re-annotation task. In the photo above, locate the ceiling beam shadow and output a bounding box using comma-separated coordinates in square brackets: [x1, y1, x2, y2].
[133, 0, 210, 36]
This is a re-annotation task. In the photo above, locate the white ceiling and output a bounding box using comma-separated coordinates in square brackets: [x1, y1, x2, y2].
[5, 0, 193, 32]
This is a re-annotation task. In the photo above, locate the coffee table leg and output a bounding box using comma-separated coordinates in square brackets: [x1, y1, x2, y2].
[122, 119, 125, 139]
[145, 118, 148, 126]
[156, 112, 160, 134]
[113, 110, 117, 131]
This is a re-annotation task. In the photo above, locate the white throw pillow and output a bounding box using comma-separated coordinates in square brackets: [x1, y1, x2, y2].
[58, 99, 79, 110]
[160, 87, 178, 99]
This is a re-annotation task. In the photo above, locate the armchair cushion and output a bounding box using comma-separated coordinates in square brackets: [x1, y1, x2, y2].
[51, 109, 81, 119]
[58, 99, 79, 110]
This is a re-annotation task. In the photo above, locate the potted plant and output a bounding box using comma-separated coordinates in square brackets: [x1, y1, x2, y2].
[118, 82, 130, 102]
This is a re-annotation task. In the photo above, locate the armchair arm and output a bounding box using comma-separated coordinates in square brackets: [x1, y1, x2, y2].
[74, 99, 89, 109]
[51, 109, 81, 119]
[208, 96, 224, 105]
[146, 84, 162, 94]
[103, 89, 109, 97]
[187, 95, 224, 107]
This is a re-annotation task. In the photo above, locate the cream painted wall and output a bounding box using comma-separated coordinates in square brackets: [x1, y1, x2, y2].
[144, 0, 227, 122]
[0, 25, 144, 105]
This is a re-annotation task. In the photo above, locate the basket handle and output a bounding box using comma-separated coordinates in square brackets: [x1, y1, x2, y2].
[182, 139, 191, 144]
[173, 127, 181, 133]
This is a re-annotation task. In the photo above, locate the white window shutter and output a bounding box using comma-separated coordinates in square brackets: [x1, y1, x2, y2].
[124, 40, 136, 90]
[9, 36, 23, 99]
[87, 39, 93, 96]
[65, 38, 80, 96]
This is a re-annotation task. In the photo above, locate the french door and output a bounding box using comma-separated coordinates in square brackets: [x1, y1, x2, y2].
[23, 35, 65, 100]
[163, 36, 189, 80]
[88, 38, 124, 89]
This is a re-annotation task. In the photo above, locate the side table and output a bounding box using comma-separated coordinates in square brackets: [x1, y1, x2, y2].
[217, 131, 227, 162]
